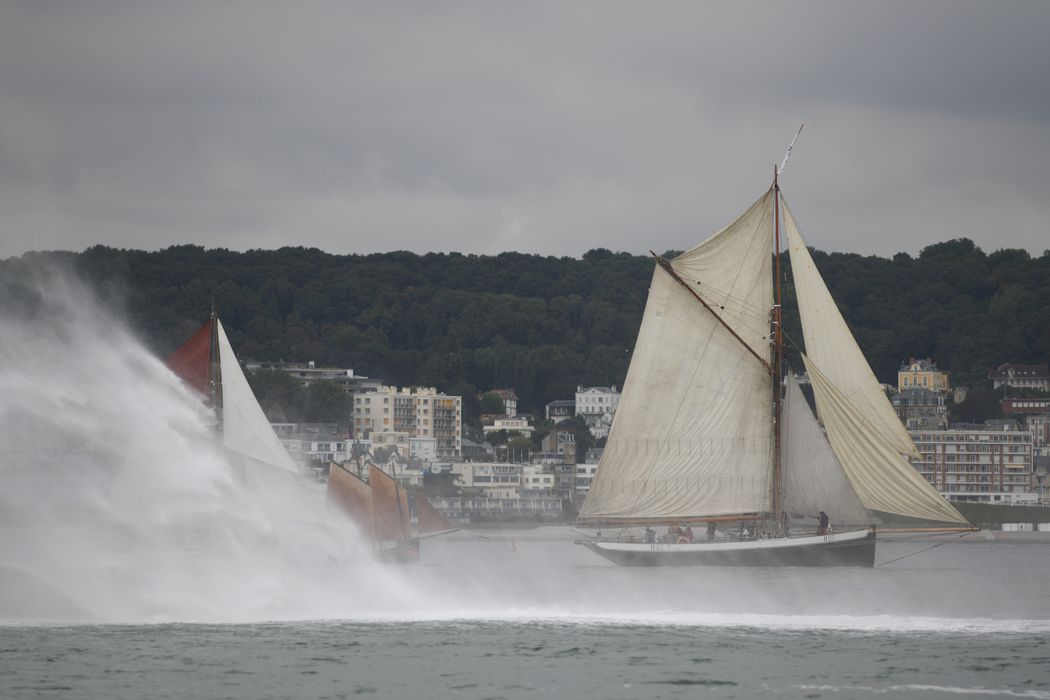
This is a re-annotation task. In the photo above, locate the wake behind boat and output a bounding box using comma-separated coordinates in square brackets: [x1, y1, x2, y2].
[576, 170, 974, 567]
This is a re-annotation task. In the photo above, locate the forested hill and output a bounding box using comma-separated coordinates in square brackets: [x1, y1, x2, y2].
[5, 239, 1049, 415]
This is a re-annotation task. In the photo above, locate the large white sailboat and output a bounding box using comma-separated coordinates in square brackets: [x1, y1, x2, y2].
[577, 174, 973, 567]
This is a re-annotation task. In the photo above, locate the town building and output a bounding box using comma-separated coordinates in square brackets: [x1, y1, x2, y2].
[482, 416, 534, 438]
[574, 463, 598, 497]
[352, 386, 462, 458]
[898, 358, 950, 392]
[540, 430, 576, 461]
[488, 389, 519, 417]
[545, 399, 575, 423]
[575, 385, 621, 439]
[892, 388, 949, 430]
[243, 360, 384, 394]
[434, 461, 564, 521]
[909, 420, 1037, 505]
[989, 363, 1050, 392]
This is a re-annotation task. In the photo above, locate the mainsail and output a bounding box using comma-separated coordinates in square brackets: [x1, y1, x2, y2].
[580, 191, 775, 521]
[369, 464, 411, 543]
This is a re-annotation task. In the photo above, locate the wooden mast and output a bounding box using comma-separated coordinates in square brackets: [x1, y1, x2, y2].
[208, 303, 223, 432]
[772, 167, 784, 534]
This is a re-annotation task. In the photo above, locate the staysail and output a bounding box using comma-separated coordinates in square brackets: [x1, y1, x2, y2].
[580, 191, 775, 522]
[413, 491, 454, 534]
[803, 357, 968, 524]
[781, 373, 870, 525]
[783, 204, 920, 460]
[784, 209, 967, 525]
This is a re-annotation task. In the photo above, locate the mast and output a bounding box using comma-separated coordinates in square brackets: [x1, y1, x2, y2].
[208, 304, 223, 433]
[772, 167, 784, 533]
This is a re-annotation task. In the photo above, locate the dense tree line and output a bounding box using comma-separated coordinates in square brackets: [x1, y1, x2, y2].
[4, 240, 1048, 420]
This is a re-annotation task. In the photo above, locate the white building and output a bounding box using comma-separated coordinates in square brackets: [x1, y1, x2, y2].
[575, 385, 621, 439]
[574, 463, 598, 497]
[352, 386, 462, 458]
[909, 421, 1036, 504]
[482, 416, 534, 438]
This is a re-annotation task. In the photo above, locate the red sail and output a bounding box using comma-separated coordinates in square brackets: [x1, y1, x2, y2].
[369, 465, 409, 542]
[166, 320, 213, 396]
[326, 462, 374, 540]
[414, 492, 453, 534]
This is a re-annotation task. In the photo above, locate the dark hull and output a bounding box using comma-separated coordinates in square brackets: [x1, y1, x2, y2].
[580, 530, 876, 568]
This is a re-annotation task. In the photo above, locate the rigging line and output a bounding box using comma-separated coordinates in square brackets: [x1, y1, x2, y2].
[875, 530, 977, 567]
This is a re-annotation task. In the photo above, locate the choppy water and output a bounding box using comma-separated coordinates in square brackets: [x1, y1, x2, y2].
[3, 535, 1049, 700]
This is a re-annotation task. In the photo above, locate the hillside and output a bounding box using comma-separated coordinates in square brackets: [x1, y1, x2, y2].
[3, 239, 1048, 417]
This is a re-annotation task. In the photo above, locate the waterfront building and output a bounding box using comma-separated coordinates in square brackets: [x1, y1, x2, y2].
[909, 420, 1036, 505]
[352, 386, 462, 458]
[898, 358, 950, 392]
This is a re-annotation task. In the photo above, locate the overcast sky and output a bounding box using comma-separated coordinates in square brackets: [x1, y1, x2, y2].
[1, 1, 1048, 261]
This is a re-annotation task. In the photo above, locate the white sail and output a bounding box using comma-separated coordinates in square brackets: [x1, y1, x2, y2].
[783, 202, 921, 460]
[803, 356, 968, 524]
[782, 373, 871, 525]
[216, 320, 322, 523]
[581, 191, 775, 521]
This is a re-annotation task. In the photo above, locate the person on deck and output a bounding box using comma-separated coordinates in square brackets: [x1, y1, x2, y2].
[683, 526, 694, 543]
[818, 511, 830, 536]
[644, 527, 656, 544]
[706, 522, 717, 541]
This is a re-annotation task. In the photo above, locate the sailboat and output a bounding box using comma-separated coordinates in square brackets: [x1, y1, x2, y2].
[166, 311, 322, 523]
[327, 461, 456, 564]
[577, 173, 973, 567]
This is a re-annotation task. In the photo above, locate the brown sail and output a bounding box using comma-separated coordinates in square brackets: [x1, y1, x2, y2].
[326, 462, 374, 540]
[369, 465, 410, 542]
[166, 320, 213, 396]
[414, 492, 453, 534]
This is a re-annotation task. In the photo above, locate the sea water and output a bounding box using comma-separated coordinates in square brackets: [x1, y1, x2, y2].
[2, 533, 1049, 700]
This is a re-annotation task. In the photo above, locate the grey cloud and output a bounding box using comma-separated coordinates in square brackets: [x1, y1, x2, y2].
[0, 1, 1048, 260]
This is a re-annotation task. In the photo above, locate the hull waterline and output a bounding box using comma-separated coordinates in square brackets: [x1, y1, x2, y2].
[578, 529, 876, 568]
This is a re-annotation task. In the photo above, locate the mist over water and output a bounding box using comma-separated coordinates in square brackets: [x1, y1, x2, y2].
[0, 266, 418, 623]
[1, 265, 1048, 642]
